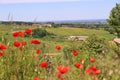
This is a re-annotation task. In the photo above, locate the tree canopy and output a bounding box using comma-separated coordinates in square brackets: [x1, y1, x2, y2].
[107, 3, 120, 37]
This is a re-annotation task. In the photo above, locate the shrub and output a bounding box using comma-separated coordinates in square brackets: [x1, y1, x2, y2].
[32, 28, 49, 38]
[82, 35, 105, 55]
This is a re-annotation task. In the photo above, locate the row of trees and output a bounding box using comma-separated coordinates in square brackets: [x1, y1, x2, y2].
[58, 23, 108, 29]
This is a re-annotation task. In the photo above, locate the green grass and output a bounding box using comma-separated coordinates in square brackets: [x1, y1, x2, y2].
[46, 27, 115, 41]
[0, 25, 115, 53]
[0, 24, 115, 41]
[0, 24, 119, 80]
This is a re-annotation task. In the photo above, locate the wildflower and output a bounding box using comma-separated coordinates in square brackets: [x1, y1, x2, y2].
[21, 42, 27, 46]
[55, 45, 61, 50]
[57, 66, 69, 74]
[13, 41, 21, 47]
[80, 59, 84, 64]
[85, 66, 100, 75]
[25, 28, 32, 34]
[18, 31, 25, 37]
[74, 63, 83, 69]
[36, 49, 41, 54]
[0, 44, 6, 51]
[90, 58, 95, 63]
[39, 62, 48, 68]
[0, 52, 3, 57]
[33, 77, 40, 80]
[12, 31, 24, 37]
[57, 72, 63, 80]
[30, 40, 40, 44]
[72, 50, 78, 56]
[12, 31, 19, 37]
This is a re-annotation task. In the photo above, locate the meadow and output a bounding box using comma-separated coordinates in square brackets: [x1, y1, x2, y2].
[0, 24, 120, 80]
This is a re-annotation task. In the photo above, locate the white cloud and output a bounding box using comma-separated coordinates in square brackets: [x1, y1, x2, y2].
[0, 0, 81, 4]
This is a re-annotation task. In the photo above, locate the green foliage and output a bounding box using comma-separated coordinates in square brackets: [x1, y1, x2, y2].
[104, 27, 116, 34]
[52, 24, 62, 28]
[62, 46, 72, 60]
[108, 3, 120, 26]
[32, 28, 50, 38]
[0, 24, 119, 80]
[107, 3, 120, 37]
[82, 35, 105, 54]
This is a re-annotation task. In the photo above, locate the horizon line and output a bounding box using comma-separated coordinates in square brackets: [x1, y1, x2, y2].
[0, 19, 107, 22]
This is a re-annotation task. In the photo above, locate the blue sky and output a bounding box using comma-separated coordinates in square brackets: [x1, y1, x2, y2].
[0, 0, 120, 21]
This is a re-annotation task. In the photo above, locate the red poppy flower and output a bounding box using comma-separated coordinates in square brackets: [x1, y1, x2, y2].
[72, 50, 78, 56]
[25, 29, 32, 34]
[74, 63, 83, 69]
[33, 77, 40, 80]
[12, 31, 19, 37]
[80, 59, 84, 64]
[55, 45, 61, 50]
[0, 52, 3, 57]
[57, 66, 69, 74]
[21, 42, 27, 46]
[0, 44, 6, 51]
[90, 58, 95, 63]
[13, 41, 22, 47]
[85, 66, 100, 75]
[12, 31, 25, 37]
[18, 31, 25, 37]
[36, 49, 41, 54]
[30, 40, 40, 45]
[39, 62, 48, 68]
[57, 72, 63, 79]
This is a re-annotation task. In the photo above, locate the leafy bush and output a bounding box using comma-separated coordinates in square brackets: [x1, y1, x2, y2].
[32, 28, 50, 38]
[82, 35, 106, 54]
[104, 27, 116, 34]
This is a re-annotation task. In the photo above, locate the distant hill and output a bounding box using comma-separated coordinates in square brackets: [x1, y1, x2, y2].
[0, 19, 107, 25]
[51, 19, 107, 24]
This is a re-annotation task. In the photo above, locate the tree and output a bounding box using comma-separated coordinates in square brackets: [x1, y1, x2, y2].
[107, 3, 120, 37]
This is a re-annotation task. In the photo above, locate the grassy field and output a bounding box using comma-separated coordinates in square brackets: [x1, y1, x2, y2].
[46, 27, 115, 40]
[0, 24, 120, 80]
[0, 24, 116, 55]
[0, 24, 115, 39]
[0, 24, 115, 53]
